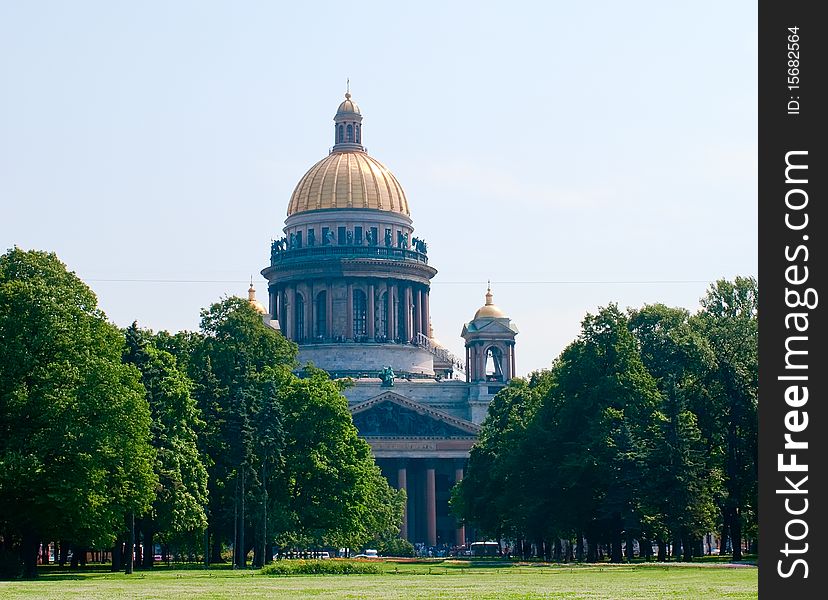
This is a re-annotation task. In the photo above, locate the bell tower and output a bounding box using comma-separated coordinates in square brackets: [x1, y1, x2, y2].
[461, 284, 519, 423]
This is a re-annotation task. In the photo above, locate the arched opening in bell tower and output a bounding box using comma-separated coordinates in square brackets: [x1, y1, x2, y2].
[485, 346, 504, 382]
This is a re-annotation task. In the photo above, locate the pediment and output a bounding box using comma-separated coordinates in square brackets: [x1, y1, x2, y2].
[350, 392, 479, 438]
[462, 319, 519, 336]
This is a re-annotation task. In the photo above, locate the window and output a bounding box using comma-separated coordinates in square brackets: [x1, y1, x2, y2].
[338, 125, 344, 143]
[322, 227, 330, 245]
[384, 228, 392, 247]
[356, 124, 361, 143]
[353, 290, 367, 338]
[338, 226, 346, 245]
[307, 228, 315, 247]
[370, 227, 378, 246]
[295, 231, 302, 249]
[346, 124, 353, 142]
[354, 226, 363, 245]
[315, 291, 327, 338]
[295, 293, 305, 341]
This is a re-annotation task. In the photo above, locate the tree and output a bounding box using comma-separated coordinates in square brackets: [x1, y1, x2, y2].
[629, 304, 720, 560]
[273, 367, 404, 551]
[186, 296, 297, 567]
[692, 277, 758, 560]
[0, 248, 156, 577]
[123, 323, 209, 568]
[451, 373, 549, 552]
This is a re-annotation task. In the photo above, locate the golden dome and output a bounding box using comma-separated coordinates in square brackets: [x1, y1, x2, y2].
[247, 282, 267, 315]
[473, 285, 505, 319]
[337, 92, 360, 115]
[287, 151, 410, 216]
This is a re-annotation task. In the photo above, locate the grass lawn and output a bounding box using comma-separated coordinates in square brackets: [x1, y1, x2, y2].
[0, 560, 758, 599]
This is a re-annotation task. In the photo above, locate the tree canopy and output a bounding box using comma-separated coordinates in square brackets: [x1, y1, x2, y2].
[0, 249, 157, 577]
[453, 278, 758, 562]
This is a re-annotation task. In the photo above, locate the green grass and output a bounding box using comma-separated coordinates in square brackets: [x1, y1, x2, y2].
[0, 560, 758, 599]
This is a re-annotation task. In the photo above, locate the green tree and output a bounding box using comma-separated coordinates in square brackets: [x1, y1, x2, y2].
[0, 248, 156, 577]
[452, 373, 550, 555]
[122, 323, 209, 568]
[628, 304, 720, 560]
[551, 305, 661, 562]
[273, 367, 404, 551]
[692, 277, 758, 560]
[187, 296, 297, 567]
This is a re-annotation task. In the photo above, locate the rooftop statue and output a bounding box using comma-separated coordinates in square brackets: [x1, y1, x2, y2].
[379, 365, 396, 387]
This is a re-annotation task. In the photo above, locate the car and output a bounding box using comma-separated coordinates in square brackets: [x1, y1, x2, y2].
[353, 549, 379, 559]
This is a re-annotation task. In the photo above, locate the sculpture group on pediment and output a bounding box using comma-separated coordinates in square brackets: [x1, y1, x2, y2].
[352, 401, 472, 438]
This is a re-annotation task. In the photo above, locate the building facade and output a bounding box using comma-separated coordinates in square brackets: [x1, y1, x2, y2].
[260, 92, 518, 549]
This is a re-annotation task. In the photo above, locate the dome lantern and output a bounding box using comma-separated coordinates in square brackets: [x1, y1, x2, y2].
[333, 89, 364, 152]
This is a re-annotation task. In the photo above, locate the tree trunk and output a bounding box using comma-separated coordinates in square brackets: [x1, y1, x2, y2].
[553, 538, 562, 562]
[21, 530, 40, 579]
[59, 541, 69, 567]
[611, 534, 622, 563]
[656, 539, 666, 562]
[625, 534, 635, 561]
[681, 537, 692, 562]
[111, 541, 122, 572]
[586, 537, 597, 562]
[731, 506, 742, 561]
[576, 532, 584, 562]
[142, 522, 155, 569]
[134, 520, 143, 568]
[211, 532, 223, 563]
[641, 538, 652, 561]
[70, 546, 79, 569]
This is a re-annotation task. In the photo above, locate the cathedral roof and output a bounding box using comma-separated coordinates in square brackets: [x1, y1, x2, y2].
[286, 92, 410, 217]
[287, 150, 409, 216]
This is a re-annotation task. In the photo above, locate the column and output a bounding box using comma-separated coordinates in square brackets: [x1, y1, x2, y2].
[346, 281, 353, 340]
[426, 465, 436, 547]
[405, 286, 413, 342]
[397, 461, 408, 540]
[414, 288, 422, 340]
[388, 283, 396, 342]
[326, 281, 333, 340]
[465, 346, 471, 382]
[478, 343, 486, 381]
[286, 286, 295, 340]
[367, 281, 376, 340]
[510, 345, 516, 381]
[454, 465, 466, 547]
[304, 283, 312, 342]
[422, 289, 430, 338]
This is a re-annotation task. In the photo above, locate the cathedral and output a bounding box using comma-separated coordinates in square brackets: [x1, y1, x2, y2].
[256, 91, 518, 549]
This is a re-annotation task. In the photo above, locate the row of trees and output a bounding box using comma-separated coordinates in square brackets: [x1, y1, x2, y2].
[0, 248, 403, 577]
[452, 277, 757, 562]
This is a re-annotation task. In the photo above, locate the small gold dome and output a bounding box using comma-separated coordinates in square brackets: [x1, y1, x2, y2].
[337, 92, 360, 115]
[473, 285, 505, 319]
[247, 282, 267, 315]
[287, 151, 410, 216]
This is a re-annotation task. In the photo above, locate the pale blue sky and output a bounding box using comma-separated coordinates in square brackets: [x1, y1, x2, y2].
[0, 1, 757, 375]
